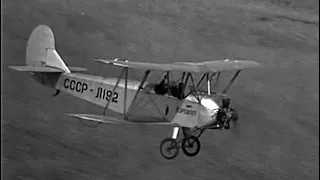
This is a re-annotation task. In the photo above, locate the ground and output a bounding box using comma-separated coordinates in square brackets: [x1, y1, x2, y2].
[2, 0, 319, 179]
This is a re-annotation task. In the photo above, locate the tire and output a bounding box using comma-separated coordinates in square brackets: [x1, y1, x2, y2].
[160, 138, 179, 160]
[181, 136, 201, 157]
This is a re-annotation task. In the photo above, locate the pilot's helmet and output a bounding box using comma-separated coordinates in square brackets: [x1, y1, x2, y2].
[221, 98, 231, 108]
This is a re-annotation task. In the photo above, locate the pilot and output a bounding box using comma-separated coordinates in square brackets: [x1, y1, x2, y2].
[177, 82, 185, 99]
[170, 82, 185, 100]
[154, 75, 185, 100]
[154, 75, 168, 95]
[170, 82, 178, 97]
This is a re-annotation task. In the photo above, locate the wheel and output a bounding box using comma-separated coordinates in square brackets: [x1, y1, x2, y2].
[160, 138, 179, 160]
[79, 119, 101, 127]
[181, 136, 201, 157]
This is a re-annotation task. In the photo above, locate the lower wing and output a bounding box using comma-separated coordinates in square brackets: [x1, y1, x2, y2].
[67, 113, 176, 125]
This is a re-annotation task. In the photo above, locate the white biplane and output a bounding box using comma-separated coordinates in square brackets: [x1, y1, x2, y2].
[8, 25, 261, 159]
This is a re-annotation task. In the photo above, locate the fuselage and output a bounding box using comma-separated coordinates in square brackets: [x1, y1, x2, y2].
[52, 72, 221, 128]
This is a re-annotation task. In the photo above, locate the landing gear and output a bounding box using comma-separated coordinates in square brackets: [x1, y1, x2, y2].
[159, 127, 204, 159]
[160, 136, 201, 159]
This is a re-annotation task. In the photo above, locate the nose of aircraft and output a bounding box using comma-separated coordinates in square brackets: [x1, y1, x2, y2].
[201, 96, 220, 112]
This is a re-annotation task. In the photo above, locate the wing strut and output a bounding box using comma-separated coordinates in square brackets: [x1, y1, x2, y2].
[222, 70, 241, 94]
[194, 72, 219, 95]
[103, 67, 126, 115]
[124, 67, 128, 117]
[207, 73, 211, 95]
[196, 73, 208, 89]
[126, 70, 151, 116]
[188, 73, 202, 103]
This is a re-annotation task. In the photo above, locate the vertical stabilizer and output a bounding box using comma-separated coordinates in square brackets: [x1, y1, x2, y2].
[26, 25, 70, 73]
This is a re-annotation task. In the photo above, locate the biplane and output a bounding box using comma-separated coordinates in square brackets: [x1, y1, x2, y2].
[8, 25, 261, 160]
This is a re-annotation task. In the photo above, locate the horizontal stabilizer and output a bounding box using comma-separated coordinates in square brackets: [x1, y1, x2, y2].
[69, 67, 87, 72]
[8, 66, 87, 73]
[68, 113, 176, 125]
[8, 66, 64, 72]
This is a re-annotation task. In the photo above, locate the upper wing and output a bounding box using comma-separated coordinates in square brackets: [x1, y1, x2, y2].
[68, 113, 176, 125]
[94, 59, 199, 72]
[94, 58, 262, 73]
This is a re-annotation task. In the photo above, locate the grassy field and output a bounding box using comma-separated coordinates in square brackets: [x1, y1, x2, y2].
[2, 0, 319, 179]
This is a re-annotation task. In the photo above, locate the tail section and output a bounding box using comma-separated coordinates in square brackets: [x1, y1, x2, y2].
[8, 25, 87, 89]
[9, 25, 71, 73]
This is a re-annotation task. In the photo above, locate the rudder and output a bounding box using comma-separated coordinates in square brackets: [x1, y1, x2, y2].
[26, 25, 70, 73]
